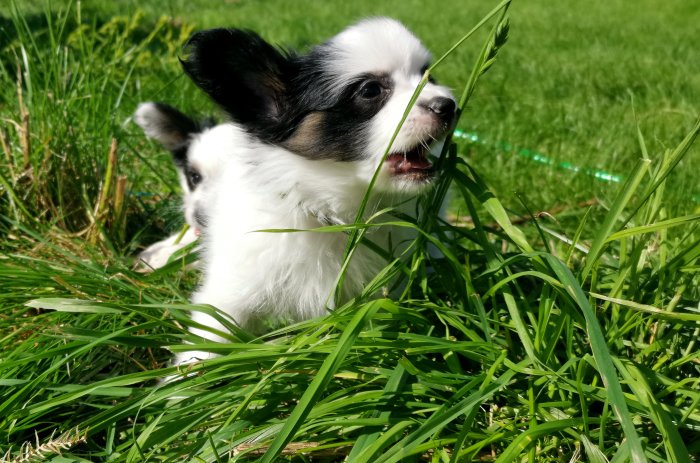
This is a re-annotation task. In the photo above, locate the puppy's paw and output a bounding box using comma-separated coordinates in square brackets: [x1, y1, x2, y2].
[136, 242, 178, 272]
[135, 230, 198, 272]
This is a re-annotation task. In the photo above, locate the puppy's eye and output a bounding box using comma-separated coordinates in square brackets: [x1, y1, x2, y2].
[187, 169, 202, 188]
[358, 81, 383, 99]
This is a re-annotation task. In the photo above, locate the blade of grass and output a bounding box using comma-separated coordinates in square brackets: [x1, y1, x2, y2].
[544, 254, 647, 463]
[613, 358, 691, 463]
[581, 158, 651, 280]
[258, 299, 385, 463]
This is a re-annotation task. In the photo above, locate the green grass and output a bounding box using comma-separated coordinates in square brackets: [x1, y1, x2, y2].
[1, 0, 699, 462]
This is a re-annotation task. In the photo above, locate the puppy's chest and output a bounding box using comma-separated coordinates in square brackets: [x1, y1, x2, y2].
[207, 176, 404, 303]
[272, 227, 387, 305]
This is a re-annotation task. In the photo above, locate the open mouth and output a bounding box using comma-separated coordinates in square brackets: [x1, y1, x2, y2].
[385, 144, 434, 180]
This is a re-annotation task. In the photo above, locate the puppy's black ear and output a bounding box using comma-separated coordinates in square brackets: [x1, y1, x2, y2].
[134, 102, 203, 168]
[180, 28, 292, 129]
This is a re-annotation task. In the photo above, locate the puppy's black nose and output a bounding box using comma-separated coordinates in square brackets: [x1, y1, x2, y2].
[428, 97, 456, 115]
[423, 97, 456, 119]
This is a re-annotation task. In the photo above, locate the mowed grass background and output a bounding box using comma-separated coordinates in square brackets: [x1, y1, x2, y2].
[0, 0, 699, 462]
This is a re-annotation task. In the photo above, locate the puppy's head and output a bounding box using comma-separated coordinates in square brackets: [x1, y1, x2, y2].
[133, 102, 216, 230]
[181, 18, 456, 194]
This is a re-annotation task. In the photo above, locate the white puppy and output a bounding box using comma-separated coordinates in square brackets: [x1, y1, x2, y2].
[173, 18, 457, 363]
[133, 103, 215, 270]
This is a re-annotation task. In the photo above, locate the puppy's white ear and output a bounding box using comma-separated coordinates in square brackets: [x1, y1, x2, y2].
[134, 102, 201, 167]
[180, 29, 292, 129]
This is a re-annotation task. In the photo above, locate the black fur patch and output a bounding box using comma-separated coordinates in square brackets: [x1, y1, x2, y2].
[141, 102, 213, 168]
[181, 29, 396, 162]
[181, 29, 295, 131]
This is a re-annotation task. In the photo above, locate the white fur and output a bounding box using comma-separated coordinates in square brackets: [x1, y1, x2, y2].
[320, 18, 431, 95]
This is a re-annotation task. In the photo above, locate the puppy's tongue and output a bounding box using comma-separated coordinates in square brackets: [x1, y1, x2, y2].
[387, 146, 432, 174]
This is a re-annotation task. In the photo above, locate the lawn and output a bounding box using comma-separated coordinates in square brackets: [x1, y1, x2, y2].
[0, 0, 698, 462]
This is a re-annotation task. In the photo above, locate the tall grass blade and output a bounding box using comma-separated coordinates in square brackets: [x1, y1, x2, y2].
[259, 299, 384, 463]
[544, 254, 647, 463]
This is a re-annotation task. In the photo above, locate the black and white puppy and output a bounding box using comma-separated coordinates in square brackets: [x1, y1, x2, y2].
[175, 18, 456, 363]
[133, 102, 215, 270]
